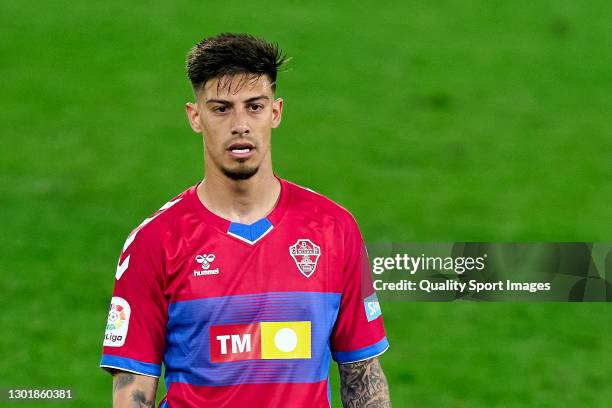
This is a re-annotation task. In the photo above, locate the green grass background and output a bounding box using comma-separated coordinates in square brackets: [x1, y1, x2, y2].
[1, 0, 611, 406]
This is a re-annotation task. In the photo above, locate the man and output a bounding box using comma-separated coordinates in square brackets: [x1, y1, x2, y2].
[100, 33, 391, 408]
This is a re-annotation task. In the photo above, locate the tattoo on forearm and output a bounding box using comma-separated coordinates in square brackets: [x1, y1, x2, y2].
[131, 390, 155, 408]
[113, 372, 135, 394]
[339, 358, 391, 408]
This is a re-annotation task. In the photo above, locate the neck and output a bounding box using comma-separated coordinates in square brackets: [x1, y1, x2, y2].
[197, 164, 281, 225]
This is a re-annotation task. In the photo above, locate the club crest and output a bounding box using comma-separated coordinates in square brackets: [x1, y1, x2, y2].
[289, 239, 321, 278]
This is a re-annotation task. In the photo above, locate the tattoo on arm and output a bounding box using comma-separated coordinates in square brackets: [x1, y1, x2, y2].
[113, 372, 156, 407]
[113, 372, 135, 394]
[339, 357, 391, 408]
[131, 390, 155, 408]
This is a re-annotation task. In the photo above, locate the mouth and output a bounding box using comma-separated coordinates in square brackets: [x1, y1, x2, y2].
[227, 141, 256, 159]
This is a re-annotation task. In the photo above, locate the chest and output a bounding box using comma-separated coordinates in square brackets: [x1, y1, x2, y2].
[164, 223, 345, 302]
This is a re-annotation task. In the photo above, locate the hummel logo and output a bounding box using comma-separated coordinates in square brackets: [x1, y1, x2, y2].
[196, 254, 215, 270]
[194, 254, 220, 277]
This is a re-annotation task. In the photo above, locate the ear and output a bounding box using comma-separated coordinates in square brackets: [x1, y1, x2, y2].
[271, 98, 283, 129]
[185, 102, 203, 133]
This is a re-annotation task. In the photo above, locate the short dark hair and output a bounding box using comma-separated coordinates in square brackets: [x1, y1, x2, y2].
[186, 33, 289, 96]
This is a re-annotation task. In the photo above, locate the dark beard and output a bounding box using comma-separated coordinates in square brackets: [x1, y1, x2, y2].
[222, 165, 259, 180]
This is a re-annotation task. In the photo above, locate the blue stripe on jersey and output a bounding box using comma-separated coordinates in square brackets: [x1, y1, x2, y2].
[331, 336, 389, 364]
[164, 291, 341, 386]
[100, 354, 162, 377]
[227, 217, 273, 243]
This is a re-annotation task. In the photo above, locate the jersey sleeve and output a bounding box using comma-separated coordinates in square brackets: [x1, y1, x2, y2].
[330, 216, 389, 364]
[99, 224, 168, 377]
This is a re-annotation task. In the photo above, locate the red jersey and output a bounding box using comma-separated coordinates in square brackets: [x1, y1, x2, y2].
[100, 178, 388, 407]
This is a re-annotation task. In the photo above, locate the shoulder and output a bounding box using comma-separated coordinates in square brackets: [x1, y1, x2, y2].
[283, 179, 360, 233]
[120, 186, 194, 249]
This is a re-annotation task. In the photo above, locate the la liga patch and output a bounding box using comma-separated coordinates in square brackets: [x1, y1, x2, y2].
[104, 296, 130, 347]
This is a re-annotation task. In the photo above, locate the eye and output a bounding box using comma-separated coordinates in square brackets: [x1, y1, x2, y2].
[248, 103, 264, 112]
[212, 106, 227, 113]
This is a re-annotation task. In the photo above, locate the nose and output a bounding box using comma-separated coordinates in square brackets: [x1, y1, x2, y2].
[231, 125, 250, 136]
[231, 109, 250, 136]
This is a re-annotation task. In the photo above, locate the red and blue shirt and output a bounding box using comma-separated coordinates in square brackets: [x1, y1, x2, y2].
[100, 178, 388, 407]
